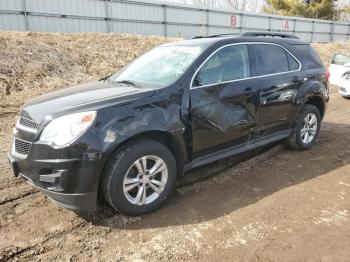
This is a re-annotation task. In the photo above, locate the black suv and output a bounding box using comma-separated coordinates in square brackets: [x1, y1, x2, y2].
[8, 32, 329, 215]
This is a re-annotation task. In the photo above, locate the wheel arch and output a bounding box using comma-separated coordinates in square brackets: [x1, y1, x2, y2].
[101, 130, 188, 181]
[304, 95, 325, 119]
[295, 79, 327, 120]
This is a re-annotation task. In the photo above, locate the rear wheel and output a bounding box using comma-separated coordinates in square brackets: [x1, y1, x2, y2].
[286, 104, 321, 150]
[101, 139, 177, 216]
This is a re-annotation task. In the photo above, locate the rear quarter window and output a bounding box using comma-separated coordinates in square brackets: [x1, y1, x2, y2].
[292, 44, 324, 70]
[287, 52, 300, 71]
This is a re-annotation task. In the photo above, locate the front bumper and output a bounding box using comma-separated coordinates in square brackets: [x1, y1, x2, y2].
[8, 141, 103, 211]
[20, 171, 97, 211]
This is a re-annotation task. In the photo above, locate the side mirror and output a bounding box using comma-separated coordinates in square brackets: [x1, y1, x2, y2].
[344, 62, 350, 67]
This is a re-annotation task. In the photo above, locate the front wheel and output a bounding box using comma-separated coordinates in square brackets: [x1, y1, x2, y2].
[101, 139, 177, 216]
[285, 104, 321, 150]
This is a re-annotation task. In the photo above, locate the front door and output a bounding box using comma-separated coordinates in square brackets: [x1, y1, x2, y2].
[189, 44, 258, 159]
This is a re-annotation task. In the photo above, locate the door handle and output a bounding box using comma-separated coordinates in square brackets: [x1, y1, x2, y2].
[242, 87, 253, 96]
[292, 76, 300, 83]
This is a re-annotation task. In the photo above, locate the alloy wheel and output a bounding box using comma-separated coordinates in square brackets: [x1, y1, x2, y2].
[122, 155, 168, 205]
[300, 112, 318, 144]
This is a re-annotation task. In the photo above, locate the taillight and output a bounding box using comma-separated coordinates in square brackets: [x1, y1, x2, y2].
[325, 68, 330, 82]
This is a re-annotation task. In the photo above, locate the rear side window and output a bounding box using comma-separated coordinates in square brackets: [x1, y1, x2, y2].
[253, 44, 297, 76]
[292, 44, 324, 69]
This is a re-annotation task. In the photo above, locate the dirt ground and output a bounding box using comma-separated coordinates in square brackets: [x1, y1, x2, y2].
[0, 84, 349, 261]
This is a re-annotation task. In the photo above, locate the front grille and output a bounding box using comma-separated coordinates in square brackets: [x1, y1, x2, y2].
[19, 117, 38, 130]
[14, 138, 32, 155]
[340, 87, 347, 92]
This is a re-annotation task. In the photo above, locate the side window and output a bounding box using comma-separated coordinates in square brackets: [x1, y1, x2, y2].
[332, 53, 350, 66]
[253, 45, 290, 76]
[193, 45, 250, 87]
[287, 53, 300, 71]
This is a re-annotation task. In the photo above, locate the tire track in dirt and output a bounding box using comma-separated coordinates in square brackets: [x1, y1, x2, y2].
[0, 188, 38, 205]
[0, 203, 89, 262]
[0, 221, 87, 262]
[0, 181, 38, 205]
[0, 182, 115, 261]
[0, 178, 24, 191]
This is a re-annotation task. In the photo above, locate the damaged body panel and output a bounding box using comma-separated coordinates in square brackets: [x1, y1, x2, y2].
[190, 79, 257, 158]
[8, 33, 329, 213]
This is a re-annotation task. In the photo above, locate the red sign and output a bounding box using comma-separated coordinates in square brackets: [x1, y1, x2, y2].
[230, 15, 237, 27]
[282, 20, 290, 30]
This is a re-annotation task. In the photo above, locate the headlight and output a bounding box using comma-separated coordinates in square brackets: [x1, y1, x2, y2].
[40, 111, 96, 146]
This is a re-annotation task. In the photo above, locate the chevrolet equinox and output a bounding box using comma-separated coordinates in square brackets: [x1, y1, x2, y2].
[8, 32, 329, 215]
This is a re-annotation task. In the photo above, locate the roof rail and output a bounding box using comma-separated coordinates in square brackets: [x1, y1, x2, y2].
[192, 35, 206, 39]
[192, 32, 299, 40]
[240, 32, 299, 39]
[192, 33, 238, 39]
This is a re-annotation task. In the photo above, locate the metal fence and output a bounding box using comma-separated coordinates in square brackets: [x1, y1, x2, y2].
[1, 0, 350, 42]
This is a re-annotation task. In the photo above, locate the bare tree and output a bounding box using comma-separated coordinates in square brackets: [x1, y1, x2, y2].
[161, 0, 262, 12]
[336, 0, 350, 21]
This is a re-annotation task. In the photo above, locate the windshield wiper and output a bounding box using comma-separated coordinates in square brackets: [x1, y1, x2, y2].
[115, 80, 142, 88]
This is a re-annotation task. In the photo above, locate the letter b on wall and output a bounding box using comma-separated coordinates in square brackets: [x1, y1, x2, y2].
[230, 15, 239, 27]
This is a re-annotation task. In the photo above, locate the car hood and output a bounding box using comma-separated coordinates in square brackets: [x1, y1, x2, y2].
[21, 80, 155, 124]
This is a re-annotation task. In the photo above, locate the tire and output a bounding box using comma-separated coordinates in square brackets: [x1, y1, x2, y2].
[285, 104, 321, 150]
[101, 139, 177, 216]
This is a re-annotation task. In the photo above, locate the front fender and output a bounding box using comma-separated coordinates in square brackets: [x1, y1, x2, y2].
[86, 91, 188, 188]
[100, 97, 186, 152]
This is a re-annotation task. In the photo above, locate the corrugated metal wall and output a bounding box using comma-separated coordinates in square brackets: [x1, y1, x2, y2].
[0, 0, 349, 42]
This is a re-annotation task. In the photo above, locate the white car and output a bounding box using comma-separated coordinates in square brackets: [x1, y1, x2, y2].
[329, 53, 350, 98]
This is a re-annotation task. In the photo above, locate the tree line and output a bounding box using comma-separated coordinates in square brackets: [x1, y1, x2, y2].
[163, 0, 350, 21]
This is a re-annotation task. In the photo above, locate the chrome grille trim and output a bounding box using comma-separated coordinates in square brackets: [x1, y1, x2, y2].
[16, 117, 38, 134]
[19, 117, 38, 129]
[13, 137, 32, 158]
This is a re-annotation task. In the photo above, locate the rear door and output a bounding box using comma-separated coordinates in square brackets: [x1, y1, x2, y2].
[329, 53, 350, 86]
[190, 44, 258, 158]
[252, 43, 305, 137]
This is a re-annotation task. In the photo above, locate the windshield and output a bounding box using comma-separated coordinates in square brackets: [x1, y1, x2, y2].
[108, 45, 206, 88]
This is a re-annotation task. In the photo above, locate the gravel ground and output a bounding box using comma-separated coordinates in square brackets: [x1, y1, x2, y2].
[0, 86, 349, 261]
